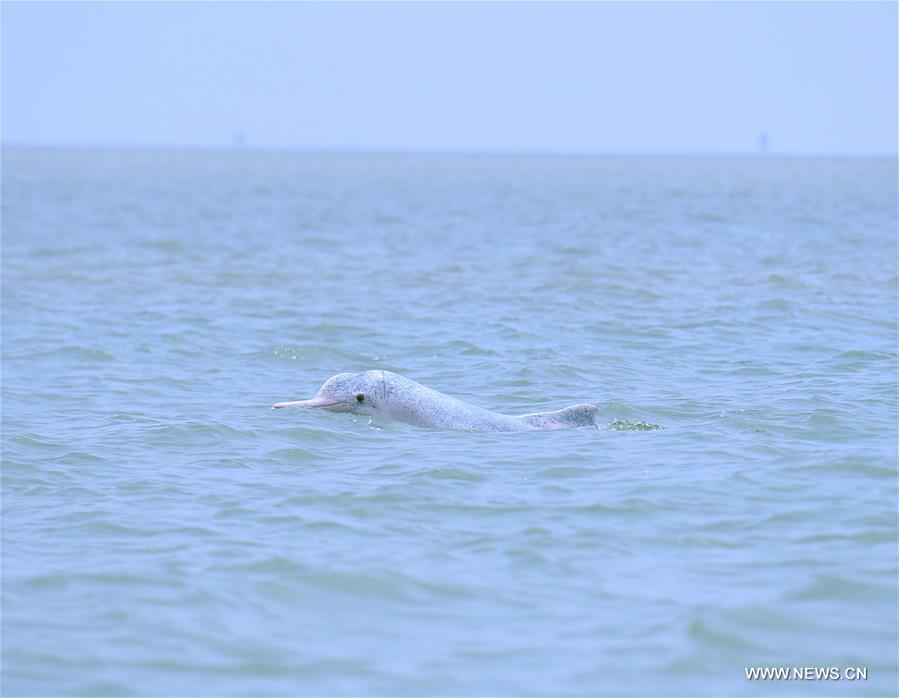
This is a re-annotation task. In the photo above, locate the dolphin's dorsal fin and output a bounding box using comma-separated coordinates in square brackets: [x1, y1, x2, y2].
[516, 403, 599, 430]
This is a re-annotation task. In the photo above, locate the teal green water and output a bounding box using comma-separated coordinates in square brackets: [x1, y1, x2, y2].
[2, 149, 897, 696]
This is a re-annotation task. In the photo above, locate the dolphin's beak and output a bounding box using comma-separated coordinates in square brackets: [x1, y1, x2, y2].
[272, 398, 343, 410]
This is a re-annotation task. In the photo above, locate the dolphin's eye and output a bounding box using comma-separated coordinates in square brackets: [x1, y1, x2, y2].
[356, 393, 365, 403]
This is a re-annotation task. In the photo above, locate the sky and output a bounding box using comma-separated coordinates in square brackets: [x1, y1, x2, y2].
[1, 1, 896, 156]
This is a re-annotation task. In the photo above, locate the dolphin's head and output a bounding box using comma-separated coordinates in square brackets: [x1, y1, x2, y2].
[273, 371, 389, 416]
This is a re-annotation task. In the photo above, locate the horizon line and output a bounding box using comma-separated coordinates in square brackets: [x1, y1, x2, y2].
[1, 141, 896, 160]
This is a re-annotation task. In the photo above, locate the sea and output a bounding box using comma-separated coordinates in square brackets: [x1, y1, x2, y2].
[1, 148, 896, 697]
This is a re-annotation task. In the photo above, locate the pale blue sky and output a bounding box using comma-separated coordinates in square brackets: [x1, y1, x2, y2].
[2, 1, 896, 155]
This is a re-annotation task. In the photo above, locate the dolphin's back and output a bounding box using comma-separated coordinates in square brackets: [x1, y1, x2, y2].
[366, 371, 598, 432]
[516, 404, 599, 430]
[385, 375, 529, 431]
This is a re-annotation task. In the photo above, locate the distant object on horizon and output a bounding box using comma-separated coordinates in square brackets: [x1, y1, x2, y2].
[757, 132, 770, 155]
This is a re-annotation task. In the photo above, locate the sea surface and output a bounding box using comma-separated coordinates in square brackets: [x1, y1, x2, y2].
[1, 148, 896, 697]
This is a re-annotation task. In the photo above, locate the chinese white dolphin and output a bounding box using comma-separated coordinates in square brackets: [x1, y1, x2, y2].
[273, 370, 599, 432]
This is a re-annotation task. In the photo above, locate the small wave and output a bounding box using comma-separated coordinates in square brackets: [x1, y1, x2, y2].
[5, 345, 115, 362]
[267, 447, 315, 460]
[687, 618, 762, 651]
[787, 574, 893, 603]
[9, 434, 69, 452]
[606, 419, 663, 431]
[53, 451, 105, 464]
[422, 467, 487, 481]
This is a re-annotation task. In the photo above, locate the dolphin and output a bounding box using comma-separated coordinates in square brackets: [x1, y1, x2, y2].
[272, 370, 599, 431]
